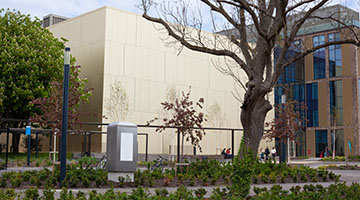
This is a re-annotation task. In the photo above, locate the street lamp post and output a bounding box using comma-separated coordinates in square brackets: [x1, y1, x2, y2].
[281, 94, 291, 163]
[60, 47, 70, 185]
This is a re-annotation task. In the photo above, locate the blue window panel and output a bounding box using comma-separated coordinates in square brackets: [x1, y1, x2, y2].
[315, 130, 328, 157]
[313, 35, 326, 79]
[306, 83, 318, 127]
[275, 86, 284, 105]
[329, 33, 342, 77]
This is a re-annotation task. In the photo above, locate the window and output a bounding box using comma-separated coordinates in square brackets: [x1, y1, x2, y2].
[330, 80, 343, 125]
[313, 35, 326, 79]
[274, 41, 304, 84]
[315, 130, 328, 157]
[330, 129, 344, 156]
[275, 86, 284, 105]
[328, 33, 342, 77]
[306, 83, 318, 127]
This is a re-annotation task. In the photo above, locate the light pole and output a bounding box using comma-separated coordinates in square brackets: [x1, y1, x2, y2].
[60, 47, 70, 185]
[281, 94, 291, 163]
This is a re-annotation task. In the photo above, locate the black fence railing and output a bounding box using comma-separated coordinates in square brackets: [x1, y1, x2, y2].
[0, 118, 244, 168]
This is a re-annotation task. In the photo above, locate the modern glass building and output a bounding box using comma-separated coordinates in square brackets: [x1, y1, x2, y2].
[274, 5, 360, 157]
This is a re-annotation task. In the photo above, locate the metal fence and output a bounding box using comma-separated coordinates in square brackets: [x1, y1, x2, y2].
[0, 118, 244, 168]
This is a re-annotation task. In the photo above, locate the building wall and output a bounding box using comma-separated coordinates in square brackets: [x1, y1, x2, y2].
[300, 30, 360, 157]
[47, 6, 274, 155]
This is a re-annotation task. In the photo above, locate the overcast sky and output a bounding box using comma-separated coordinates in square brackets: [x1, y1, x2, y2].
[1, 0, 359, 23]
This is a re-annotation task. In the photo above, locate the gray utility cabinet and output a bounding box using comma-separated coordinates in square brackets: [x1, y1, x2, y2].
[106, 122, 138, 172]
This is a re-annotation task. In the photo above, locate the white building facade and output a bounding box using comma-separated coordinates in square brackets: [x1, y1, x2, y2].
[48, 6, 274, 155]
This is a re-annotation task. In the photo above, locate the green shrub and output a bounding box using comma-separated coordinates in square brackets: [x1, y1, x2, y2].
[10, 174, 22, 187]
[311, 176, 318, 182]
[118, 176, 125, 187]
[229, 138, 256, 199]
[269, 172, 277, 183]
[43, 187, 55, 200]
[292, 175, 298, 182]
[0, 189, 17, 199]
[259, 173, 269, 183]
[23, 187, 40, 200]
[209, 187, 228, 200]
[0, 177, 7, 188]
[76, 191, 87, 200]
[301, 174, 308, 182]
[253, 187, 267, 195]
[194, 188, 207, 198]
[253, 175, 258, 184]
[155, 188, 169, 197]
[168, 186, 194, 199]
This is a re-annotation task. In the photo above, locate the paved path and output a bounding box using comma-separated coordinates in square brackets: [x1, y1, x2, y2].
[289, 159, 360, 169]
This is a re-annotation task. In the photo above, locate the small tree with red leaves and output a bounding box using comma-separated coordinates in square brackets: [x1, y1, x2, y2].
[147, 88, 206, 162]
[30, 65, 93, 136]
[264, 100, 306, 144]
[264, 100, 306, 163]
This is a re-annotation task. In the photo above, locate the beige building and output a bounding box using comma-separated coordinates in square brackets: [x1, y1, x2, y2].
[47, 6, 274, 155]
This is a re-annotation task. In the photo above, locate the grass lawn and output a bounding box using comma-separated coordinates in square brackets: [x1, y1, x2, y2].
[0, 152, 72, 167]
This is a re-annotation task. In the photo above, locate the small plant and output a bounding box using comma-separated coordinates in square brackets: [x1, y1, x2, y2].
[253, 187, 267, 195]
[0, 177, 6, 187]
[269, 172, 277, 183]
[155, 188, 169, 197]
[45, 160, 53, 166]
[23, 187, 40, 200]
[292, 175, 298, 183]
[210, 177, 217, 185]
[10, 174, 22, 187]
[177, 174, 184, 184]
[189, 176, 195, 186]
[163, 177, 171, 186]
[259, 173, 269, 183]
[194, 188, 207, 198]
[311, 176, 318, 182]
[223, 175, 230, 184]
[329, 172, 336, 180]
[253, 175, 258, 184]
[43, 187, 55, 200]
[118, 176, 125, 187]
[301, 174, 308, 182]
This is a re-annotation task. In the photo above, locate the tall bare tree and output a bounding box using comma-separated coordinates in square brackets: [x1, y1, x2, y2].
[141, 0, 360, 154]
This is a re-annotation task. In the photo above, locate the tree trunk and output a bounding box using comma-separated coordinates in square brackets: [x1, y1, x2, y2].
[241, 93, 272, 157]
[181, 134, 184, 163]
[12, 133, 21, 154]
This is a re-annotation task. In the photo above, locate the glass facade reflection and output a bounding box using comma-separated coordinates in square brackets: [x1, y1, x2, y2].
[313, 35, 326, 79]
[330, 80, 343, 125]
[328, 33, 342, 77]
[306, 83, 319, 127]
[315, 130, 328, 157]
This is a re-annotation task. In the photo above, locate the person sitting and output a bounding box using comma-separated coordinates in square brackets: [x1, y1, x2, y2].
[221, 148, 227, 159]
[225, 148, 233, 159]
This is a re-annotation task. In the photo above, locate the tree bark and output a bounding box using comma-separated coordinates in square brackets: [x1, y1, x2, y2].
[12, 133, 21, 154]
[241, 91, 272, 156]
